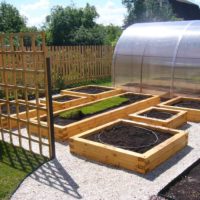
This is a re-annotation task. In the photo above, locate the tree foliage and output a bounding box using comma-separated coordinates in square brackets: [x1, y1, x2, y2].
[103, 25, 122, 46]
[0, 2, 26, 33]
[45, 4, 122, 45]
[46, 3, 104, 45]
[122, 0, 179, 27]
[0, 2, 122, 46]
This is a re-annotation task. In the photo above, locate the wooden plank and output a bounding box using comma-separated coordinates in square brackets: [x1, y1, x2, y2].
[30, 92, 160, 140]
[48, 45, 113, 86]
[158, 96, 200, 122]
[61, 85, 124, 101]
[129, 106, 187, 128]
[69, 119, 188, 174]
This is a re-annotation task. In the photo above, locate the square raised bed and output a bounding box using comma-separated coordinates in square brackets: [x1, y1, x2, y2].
[40, 93, 89, 110]
[159, 97, 200, 122]
[129, 106, 187, 129]
[69, 119, 188, 174]
[0, 100, 46, 129]
[29, 92, 160, 141]
[61, 85, 123, 101]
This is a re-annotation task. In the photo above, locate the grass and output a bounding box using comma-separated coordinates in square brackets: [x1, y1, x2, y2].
[59, 96, 128, 119]
[0, 141, 48, 200]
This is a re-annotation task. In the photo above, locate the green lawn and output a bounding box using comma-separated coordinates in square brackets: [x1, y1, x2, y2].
[60, 96, 128, 119]
[0, 141, 48, 200]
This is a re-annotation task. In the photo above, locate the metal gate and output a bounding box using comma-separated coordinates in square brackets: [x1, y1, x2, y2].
[0, 32, 55, 158]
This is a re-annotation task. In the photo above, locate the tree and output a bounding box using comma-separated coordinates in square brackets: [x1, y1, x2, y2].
[46, 3, 104, 45]
[0, 2, 26, 33]
[122, 0, 179, 27]
[103, 25, 122, 46]
[21, 26, 40, 47]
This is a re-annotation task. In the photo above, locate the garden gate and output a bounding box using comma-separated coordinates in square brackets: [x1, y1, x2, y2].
[0, 32, 55, 158]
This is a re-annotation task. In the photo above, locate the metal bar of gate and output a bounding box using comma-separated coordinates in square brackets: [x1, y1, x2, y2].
[46, 57, 55, 159]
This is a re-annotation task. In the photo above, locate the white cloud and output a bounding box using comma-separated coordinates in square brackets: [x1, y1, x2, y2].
[21, 0, 50, 11]
[96, 0, 126, 26]
[19, 0, 50, 27]
[18, 0, 126, 27]
[189, 0, 200, 5]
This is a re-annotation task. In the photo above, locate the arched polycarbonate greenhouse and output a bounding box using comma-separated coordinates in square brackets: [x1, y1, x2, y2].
[112, 20, 200, 97]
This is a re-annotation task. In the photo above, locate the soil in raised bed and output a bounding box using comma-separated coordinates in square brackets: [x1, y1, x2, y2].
[53, 95, 78, 102]
[172, 100, 200, 110]
[160, 160, 200, 200]
[140, 109, 175, 120]
[52, 93, 152, 126]
[70, 86, 113, 94]
[160, 97, 172, 103]
[85, 122, 172, 153]
[0, 104, 34, 115]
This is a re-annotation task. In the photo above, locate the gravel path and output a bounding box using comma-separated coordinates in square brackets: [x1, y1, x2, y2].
[10, 122, 200, 200]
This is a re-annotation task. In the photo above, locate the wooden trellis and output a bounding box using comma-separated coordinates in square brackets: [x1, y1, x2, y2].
[0, 32, 55, 158]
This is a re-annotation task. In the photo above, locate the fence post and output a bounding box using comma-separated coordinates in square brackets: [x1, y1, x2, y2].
[46, 57, 56, 159]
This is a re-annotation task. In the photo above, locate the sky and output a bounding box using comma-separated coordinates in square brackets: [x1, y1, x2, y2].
[2, 0, 200, 28]
[2, 0, 127, 27]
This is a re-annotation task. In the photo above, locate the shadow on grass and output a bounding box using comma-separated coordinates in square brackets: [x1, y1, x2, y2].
[0, 141, 48, 200]
[0, 141, 47, 173]
[30, 158, 82, 199]
[0, 141, 82, 199]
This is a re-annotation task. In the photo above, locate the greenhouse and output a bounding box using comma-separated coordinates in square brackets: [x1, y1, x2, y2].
[112, 20, 200, 97]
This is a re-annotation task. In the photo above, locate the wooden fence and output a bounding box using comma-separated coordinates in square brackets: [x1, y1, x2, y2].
[47, 45, 114, 86]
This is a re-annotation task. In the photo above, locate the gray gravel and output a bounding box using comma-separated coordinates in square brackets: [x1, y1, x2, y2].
[9, 122, 200, 200]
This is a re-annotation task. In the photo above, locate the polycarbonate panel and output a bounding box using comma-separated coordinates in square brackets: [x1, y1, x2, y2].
[141, 57, 172, 92]
[173, 21, 200, 96]
[113, 20, 200, 97]
[113, 55, 142, 88]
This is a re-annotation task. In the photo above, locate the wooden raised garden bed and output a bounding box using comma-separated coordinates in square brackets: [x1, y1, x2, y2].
[69, 119, 188, 174]
[129, 106, 187, 129]
[159, 158, 200, 200]
[40, 93, 89, 110]
[29, 92, 160, 141]
[61, 85, 123, 101]
[159, 96, 200, 122]
[0, 100, 46, 129]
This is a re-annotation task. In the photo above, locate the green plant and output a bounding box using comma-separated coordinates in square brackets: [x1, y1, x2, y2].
[59, 96, 128, 119]
[54, 73, 65, 91]
[0, 90, 4, 99]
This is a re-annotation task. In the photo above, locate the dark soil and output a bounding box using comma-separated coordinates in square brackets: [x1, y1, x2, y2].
[160, 97, 172, 102]
[53, 95, 78, 102]
[52, 93, 152, 126]
[85, 122, 172, 153]
[70, 86, 113, 94]
[140, 109, 174, 120]
[160, 160, 200, 200]
[173, 100, 200, 110]
[1, 104, 34, 115]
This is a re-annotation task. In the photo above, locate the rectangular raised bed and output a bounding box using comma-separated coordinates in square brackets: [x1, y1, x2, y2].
[158, 158, 200, 199]
[159, 96, 200, 122]
[0, 100, 46, 129]
[129, 106, 187, 129]
[40, 93, 89, 110]
[69, 119, 188, 174]
[61, 85, 123, 101]
[29, 92, 160, 141]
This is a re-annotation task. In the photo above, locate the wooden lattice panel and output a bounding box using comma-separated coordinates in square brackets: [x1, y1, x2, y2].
[0, 32, 54, 157]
